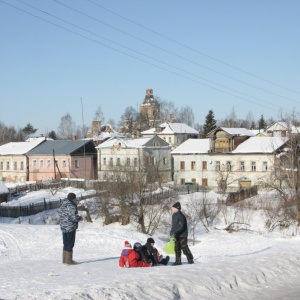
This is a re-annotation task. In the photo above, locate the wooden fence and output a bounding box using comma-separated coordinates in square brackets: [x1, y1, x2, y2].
[226, 185, 258, 206]
[0, 193, 95, 218]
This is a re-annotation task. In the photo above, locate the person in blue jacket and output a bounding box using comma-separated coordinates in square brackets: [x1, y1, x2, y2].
[59, 192, 83, 265]
[170, 202, 194, 265]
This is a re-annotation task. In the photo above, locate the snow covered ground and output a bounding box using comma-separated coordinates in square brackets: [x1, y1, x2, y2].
[1, 186, 300, 299]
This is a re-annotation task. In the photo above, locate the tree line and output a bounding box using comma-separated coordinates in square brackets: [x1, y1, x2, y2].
[1, 96, 299, 145]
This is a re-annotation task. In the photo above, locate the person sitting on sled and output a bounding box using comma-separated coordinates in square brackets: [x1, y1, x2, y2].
[119, 241, 151, 268]
[144, 237, 169, 266]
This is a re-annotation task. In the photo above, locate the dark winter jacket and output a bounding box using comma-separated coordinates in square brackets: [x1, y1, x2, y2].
[119, 248, 151, 268]
[144, 242, 161, 265]
[59, 198, 81, 233]
[170, 210, 188, 238]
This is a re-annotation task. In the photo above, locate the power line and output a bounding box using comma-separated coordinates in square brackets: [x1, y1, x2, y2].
[85, 0, 300, 96]
[0, 0, 293, 114]
[53, 0, 300, 104]
[12, 0, 287, 111]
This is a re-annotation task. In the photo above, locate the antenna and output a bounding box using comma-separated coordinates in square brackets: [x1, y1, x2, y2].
[81, 98, 86, 180]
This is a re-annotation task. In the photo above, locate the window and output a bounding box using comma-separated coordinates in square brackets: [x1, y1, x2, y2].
[151, 157, 155, 165]
[191, 161, 196, 170]
[13, 161, 17, 170]
[62, 160, 66, 168]
[240, 161, 245, 172]
[33, 160, 37, 168]
[117, 158, 120, 166]
[177, 137, 180, 144]
[191, 178, 196, 183]
[180, 161, 185, 170]
[20, 161, 24, 170]
[75, 160, 79, 168]
[46, 160, 50, 168]
[168, 137, 171, 143]
[202, 161, 207, 170]
[110, 158, 113, 166]
[226, 161, 232, 171]
[202, 178, 208, 186]
[251, 162, 256, 171]
[215, 161, 220, 171]
[40, 160, 44, 168]
[163, 157, 167, 165]
[0, 161, 3, 170]
[134, 158, 138, 167]
[127, 158, 130, 166]
[6, 161, 10, 170]
[262, 161, 268, 171]
[180, 178, 185, 184]
[103, 158, 106, 166]
[55, 160, 58, 168]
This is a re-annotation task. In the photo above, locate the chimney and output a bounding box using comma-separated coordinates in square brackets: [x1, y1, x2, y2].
[72, 135, 77, 141]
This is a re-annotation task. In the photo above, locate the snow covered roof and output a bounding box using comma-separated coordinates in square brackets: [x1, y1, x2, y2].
[171, 139, 211, 154]
[232, 137, 288, 154]
[96, 136, 158, 149]
[0, 181, 9, 194]
[220, 127, 255, 136]
[141, 122, 198, 135]
[0, 138, 46, 155]
[249, 129, 267, 136]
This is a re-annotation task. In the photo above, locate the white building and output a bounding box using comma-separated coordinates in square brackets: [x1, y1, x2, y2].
[141, 122, 199, 149]
[96, 135, 172, 183]
[171, 136, 288, 190]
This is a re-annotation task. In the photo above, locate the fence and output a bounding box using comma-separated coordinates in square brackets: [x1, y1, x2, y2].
[226, 185, 258, 206]
[0, 193, 95, 218]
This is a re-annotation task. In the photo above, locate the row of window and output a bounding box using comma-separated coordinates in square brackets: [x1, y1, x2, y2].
[103, 157, 168, 167]
[0, 159, 80, 171]
[0, 161, 24, 171]
[180, 161, 268, 172]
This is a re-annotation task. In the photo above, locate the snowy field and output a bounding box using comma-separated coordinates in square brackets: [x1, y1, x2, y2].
[1, 186, 300, 299]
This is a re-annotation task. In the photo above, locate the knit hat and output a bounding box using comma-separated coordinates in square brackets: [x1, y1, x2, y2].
[67, 192, 76, 201]
[147, 237, 155, 244]
[133, 242, 142, 250]
[172, 202, 181, 210]
[124, 240, 131, 248]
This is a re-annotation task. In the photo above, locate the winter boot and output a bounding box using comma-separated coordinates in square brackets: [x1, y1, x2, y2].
[172, 253, 182, 266]
[65, 251, 77, 265]
[161, 256, 170, 265]
[183, 247, 194, 264]
[63, 250, 67, 264]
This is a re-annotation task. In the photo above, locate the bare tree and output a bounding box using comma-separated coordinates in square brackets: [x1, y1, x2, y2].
[57, 113, 76, 139]
[177, 106, 194, 127]
[158, 99, 178, 122]
[94, 106, 105, 123]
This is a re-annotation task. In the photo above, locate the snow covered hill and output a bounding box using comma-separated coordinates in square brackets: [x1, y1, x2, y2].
[1, 187, 300, 299]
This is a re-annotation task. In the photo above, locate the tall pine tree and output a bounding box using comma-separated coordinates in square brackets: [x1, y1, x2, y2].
[203, 110, 217, 137]
[258, 115, 266, 130]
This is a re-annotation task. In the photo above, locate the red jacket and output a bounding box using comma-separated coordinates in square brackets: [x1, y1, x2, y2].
[119, 248, 151, 268]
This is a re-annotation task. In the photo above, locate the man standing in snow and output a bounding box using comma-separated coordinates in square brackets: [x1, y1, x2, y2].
[59, 192, 83, 265]
[170, 202, 194, 265]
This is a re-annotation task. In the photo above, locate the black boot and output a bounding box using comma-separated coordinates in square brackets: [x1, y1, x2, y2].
[183, 246, 194, 264]
[160, 256, 170, 265]
[172, 253, 182, 266]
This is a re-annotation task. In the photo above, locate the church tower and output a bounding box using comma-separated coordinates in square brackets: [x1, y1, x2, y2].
[139, 89, 160, 131]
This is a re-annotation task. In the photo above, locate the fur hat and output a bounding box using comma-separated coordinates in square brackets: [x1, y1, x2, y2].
[124, 240, 132, 248]
[67, 192, 76, 201]
[172, 202, 181, 210]
[147, 237, 155, 244]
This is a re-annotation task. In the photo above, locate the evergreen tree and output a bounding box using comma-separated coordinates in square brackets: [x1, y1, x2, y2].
[203, 110, 217, 137]
[250, 121, 256, 129]
[258, 115, 266, 130]
[48, 130, 57, 140]
[22, 123, 37, 136]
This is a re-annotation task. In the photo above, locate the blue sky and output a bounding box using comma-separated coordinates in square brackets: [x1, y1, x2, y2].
[1, 0, 299, 135]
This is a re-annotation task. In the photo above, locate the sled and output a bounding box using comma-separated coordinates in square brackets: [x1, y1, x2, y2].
[163, 237, 175, 254]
